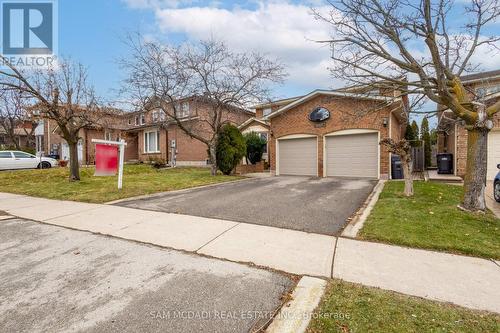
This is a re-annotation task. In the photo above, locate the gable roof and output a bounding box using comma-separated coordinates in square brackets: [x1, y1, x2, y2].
[252, 96, 302, 109]
[262, 89, 397, 120]
[461, 69, 500, 84]
[237, 117, 269, 130]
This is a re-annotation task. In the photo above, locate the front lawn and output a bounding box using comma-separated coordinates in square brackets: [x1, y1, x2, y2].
[0, 165, 243, 203]
[308, 280, 500, 333]
[359, 181, 500, 259]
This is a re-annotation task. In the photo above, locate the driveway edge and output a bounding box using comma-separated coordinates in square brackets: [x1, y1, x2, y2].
[265, 276, 327, 333]
[341, 180, 386, 238]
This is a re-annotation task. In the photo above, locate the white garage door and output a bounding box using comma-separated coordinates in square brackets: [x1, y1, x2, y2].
[278, 137, 317, 176]
[325, 133, 379, 178]
[487, 131, 500, 180]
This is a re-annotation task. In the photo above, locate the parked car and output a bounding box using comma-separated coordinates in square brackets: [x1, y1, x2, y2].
[0, 151, 58, 170]
[495, 164, 500, 202]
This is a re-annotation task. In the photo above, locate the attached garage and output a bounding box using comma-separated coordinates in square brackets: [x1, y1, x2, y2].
[277, 136, 317, 176]
[325, 131, 379, 178]
[487, 131, 500, 180]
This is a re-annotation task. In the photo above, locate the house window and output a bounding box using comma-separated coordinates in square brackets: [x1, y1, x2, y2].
[152, 111, 159, 122]
[135, 116, 139, 126]
[263, 108, 272, 117]
[144, 130, 160, 153]
[159, 110, 166, 121]
[260, 132, 268, 153]
[176, 102, 190, 118]
[128, 118, 132, 125]
[140, 114, 146, 125]
[105, 132, 113, 141]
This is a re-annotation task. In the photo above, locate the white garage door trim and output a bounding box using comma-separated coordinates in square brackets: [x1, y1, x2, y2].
[276, 134, 318, 176]
[487, 130, 500, 180]
[323, 129, 380, 178]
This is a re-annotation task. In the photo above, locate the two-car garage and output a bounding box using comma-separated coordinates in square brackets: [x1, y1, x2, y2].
[276, 130, 380, 178]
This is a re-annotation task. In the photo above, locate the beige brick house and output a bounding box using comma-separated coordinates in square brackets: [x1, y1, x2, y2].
[437, 69, 500, 179]
[255, 89, 407, 179]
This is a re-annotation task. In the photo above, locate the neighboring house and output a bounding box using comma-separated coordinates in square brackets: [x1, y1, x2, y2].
[34, 109, 132, 164]
[0, 118, 34, 149]
[437, 69, 500, 180]
[35, 96, 253, 166]
[257, 89, 407, 179]
[130, 96, 253, 166]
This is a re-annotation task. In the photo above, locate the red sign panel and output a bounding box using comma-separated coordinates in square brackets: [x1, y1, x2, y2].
[95, 144, 118, 176]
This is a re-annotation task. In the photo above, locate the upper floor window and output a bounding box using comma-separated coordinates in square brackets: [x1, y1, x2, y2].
[105, 132, 113, 141]
[477, 84, 500, 99]
[176, 102, 190, 119]
[152, 111, 159, 122]
[135, 116, 139, 126]
[140, 114, 146, 125]
[263, 108, 272, 117]
[159, 110, 166, 121]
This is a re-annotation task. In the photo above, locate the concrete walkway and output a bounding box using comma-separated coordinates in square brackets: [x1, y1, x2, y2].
[1, 192, 499, 314]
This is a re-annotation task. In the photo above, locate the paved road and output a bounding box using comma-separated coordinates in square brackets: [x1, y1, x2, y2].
[0, 218, 293, 333]
[116, 176, 377, 235]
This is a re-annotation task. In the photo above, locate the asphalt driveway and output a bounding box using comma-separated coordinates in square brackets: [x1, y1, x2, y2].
[0, 218, 293, 333]
[116, 176, 378, 235]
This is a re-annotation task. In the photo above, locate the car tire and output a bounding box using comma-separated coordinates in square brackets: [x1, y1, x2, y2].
[494, 181, 500, 203]
[38, 162, 52, 169]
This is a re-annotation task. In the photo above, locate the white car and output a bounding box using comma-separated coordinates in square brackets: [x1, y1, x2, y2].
[0, 151, 58, 170]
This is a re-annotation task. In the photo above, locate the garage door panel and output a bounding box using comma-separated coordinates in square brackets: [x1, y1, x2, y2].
[278, 137, 317, 176]
[326, 133, 378, 178]
[487, 131, 500, 180]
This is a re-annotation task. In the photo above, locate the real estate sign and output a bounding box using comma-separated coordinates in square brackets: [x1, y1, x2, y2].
[95, 144, 118, 176]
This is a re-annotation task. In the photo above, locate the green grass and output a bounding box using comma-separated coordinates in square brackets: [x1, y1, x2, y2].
[359, 181, 500, 259]
[0, 164, 243, 203]
[308, 280, 500, 333]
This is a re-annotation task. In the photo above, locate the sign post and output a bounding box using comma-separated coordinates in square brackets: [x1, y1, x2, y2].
[92, 139, 127, 189]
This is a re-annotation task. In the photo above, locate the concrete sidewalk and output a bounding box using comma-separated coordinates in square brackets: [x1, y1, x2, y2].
[1, 192, 499, 314]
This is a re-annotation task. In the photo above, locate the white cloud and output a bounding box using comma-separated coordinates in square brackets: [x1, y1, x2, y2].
[149, 2, 337, 95]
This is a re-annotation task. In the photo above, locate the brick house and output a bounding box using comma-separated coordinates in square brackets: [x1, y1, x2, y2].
[36, 96, 252, 166]
[127, 96, 253, 166]
[437, 69, 500, 180]
[33, 107, 133, 164]
[255, 89, 407, 179]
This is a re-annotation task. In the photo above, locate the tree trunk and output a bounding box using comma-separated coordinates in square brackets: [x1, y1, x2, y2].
[462, 128, 488, 211]
[68, 141, 81, 181]
[208, 144, 218, 176]
[401, 156, 414, 197]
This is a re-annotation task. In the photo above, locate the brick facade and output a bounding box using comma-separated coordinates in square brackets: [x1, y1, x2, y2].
[267, 94, 403, 179]
[437, 72, 500, 177]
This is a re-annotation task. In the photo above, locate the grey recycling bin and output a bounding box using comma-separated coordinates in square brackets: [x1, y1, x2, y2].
[391, 155, 404, 179]
[437, 153, 453, 174]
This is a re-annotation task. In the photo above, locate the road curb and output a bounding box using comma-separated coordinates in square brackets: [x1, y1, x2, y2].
[341, 180, 386, 238]
[265, 276, 327, 333]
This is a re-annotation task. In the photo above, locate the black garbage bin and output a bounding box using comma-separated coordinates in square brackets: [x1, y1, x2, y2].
[391, 155, 404, 179]
[437, 153, 453, 174]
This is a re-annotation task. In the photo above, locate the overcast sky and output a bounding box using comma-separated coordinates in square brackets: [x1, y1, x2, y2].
[60, 0, 500, 125]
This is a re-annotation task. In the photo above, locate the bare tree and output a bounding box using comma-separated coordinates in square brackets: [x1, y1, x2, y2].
[121, 36, 286, 175]
[0, 90, 28, 149]
[0, 58, 99, 181]
[314, 0, 500, 211]
[381, 138, 414, 196]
